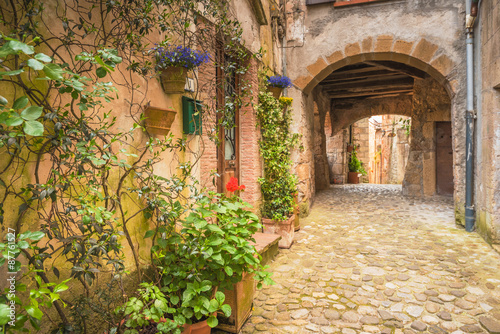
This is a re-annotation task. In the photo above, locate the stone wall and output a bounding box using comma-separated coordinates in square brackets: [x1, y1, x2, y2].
[475, 0, 500, 248]
[352, 118, 370, 183]
[325, 112, 347, 184]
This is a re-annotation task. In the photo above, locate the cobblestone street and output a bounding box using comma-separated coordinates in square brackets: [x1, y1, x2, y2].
[240, 184, 500, 334]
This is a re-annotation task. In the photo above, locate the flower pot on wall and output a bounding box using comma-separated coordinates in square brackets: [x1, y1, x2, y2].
[262, 214, 295, 249]
[161, 66, 188, 94]
[144, 105, 177, 136]
[268, 86, 283, 99]
[216, 273, 255, 333]
[348, 172, 360, 184]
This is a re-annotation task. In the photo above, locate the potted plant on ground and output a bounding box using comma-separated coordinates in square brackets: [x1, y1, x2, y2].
[257, 92, 300, 248]
[266, 75, 292, 99]
[119, 183, 272, 334]
[152, 44, 209, 94]
[348, 146, 367, 184]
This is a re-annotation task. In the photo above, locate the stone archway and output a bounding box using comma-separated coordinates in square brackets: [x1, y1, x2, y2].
[286, 35, 465, 221]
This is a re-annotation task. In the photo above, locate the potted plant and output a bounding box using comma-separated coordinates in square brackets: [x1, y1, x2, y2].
[257, 93, 300, 249]
[267, 75, 292, 99]
[348, 146, 367, 184]
[152, 45, 209, 94]
[119, 182, 272, 334]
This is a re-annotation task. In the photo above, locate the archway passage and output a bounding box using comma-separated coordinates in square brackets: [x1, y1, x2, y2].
[316, 60, 453, 197]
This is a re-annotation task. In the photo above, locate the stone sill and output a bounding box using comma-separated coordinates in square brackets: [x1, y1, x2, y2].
[334, 0, 392, 8]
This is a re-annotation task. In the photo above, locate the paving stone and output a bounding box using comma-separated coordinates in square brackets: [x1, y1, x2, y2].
[378, 309, 395, 321]
[439, 294, 456, 302]
[456, 299, 476, 310]
[406, 305, 424, 317]
[422, 315, 440, 325]
[460, 324, 484, 333]
[342, 310, 361, 323]
[360, 316, 380, 325]
[411, 320, 428, 331]
[438, 311, 452, 321]
[479, 316, 500, 334]
[291, 308, 309, 319]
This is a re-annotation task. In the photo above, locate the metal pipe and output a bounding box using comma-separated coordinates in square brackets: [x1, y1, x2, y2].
[465, 0, 476, 232]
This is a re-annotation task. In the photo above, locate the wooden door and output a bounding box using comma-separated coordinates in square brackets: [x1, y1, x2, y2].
[436, 122, 453, 196]
[217, 54, 239, 194]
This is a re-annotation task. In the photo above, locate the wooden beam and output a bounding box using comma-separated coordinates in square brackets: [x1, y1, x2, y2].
[364, 61, 427, 79]
[323, 77, 413, 91]
[322, 76, 413, 90]
[320, 70, 402, 84]
[328, 88, 414, 99]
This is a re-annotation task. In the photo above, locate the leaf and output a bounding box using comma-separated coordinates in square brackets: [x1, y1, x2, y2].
[5, 115, 23, 126]
[29, 231, 45, 241]
[43, 64, 63, 80]
[220, 304, 231, 317]
[224, 266, 233, 276]
[34, 53, 52, 63]
[27, 59, 44, 71]
[13, 96, 28, 110]
[208, 299, 219, 312]
[17, 240, 29, 249]
[0, 69, 24, 77]
[53, 283, 68, 293]
[206, 315, 218, 328]
[9, 41, 34, 55]
[25, 305, 43, 320]
[0, 95, 8, 106]
[96, 67, 107, 78]
[0, 258, 4, 267]
[24, 120, 44, 136]
[170, 295, 179, 305]
[144, 230, 154, 238]
[21, 106, 43, 120]
[52, 267, 60, 279]
[0, 303, 10, 326]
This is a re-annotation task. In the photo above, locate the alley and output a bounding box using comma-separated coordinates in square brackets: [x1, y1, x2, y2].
[241, 185, 500, 334]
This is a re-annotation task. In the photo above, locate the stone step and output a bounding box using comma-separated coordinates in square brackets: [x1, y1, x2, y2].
[251, 232, 281, 266]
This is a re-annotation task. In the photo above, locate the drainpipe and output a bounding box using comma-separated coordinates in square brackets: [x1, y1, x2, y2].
[465, 0, 478, 232]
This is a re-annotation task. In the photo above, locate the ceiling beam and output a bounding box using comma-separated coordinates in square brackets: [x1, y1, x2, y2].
[320, 70, 403, 84]
[322, 76, 414, 90]
[364, 61, 427, 79]
[323, 77, 413, 91]
[328, 88, 414, 99]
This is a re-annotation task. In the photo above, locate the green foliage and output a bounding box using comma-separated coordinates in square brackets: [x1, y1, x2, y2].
[256, 92, 300, 221]
[348, 147, 367, 175]
[120, 192, 272, 332]
[399, 117, 411, 136]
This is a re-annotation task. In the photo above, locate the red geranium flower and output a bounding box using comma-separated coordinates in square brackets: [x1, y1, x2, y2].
[226, 177, 245, 192]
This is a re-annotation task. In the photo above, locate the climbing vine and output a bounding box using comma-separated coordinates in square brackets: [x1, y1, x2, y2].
[256, 92, 300, 221]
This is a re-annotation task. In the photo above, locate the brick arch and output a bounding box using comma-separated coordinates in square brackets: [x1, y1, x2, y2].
[293, 36, 456, 98]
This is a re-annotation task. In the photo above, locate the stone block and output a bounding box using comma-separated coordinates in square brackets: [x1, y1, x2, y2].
[412, 38, 439, 63]
[345, 43, 361, 57]
[326, 50, 344, 65]
[362, 37, 373, 53]
[293, 75, 313, 91]
[375, 35, 394, 53]
[431, 54, 454, 77]
[307, 56, 328, 79]
[393, 40, 414, 55]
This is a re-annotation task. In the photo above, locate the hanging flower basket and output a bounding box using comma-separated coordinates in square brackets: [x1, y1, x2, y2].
[151, 44, 210, 94]
[268, 86, 283, 99]
[160, 67, 188, 94]
[144, 105, 177, 136]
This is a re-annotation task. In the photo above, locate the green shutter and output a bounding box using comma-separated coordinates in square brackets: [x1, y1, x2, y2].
[182, 96, 202, 135]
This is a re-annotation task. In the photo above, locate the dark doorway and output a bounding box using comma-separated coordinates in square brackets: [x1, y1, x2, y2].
[436, 121, 453, 196]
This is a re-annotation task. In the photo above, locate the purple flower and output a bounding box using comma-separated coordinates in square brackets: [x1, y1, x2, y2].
[267, 75, 292, 88]
[152, 45, 210, 70]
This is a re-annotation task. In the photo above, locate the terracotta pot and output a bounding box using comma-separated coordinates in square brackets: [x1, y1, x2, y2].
[268, 86, 283, 99]
[348, 171, 360, 184]
[144, 105, 177, 136]
[190, 319, 210, 334]
[216, 273, 255, 333]
[346, 144, 354, 153]
[161, 67, 188, 94]
[262, 214, 295, 249]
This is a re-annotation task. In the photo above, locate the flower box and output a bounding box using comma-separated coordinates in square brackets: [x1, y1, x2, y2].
[262, 214, 295, 249]
[144, 105, 177, 136]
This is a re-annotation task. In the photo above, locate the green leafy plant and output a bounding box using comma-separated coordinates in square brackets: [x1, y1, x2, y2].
[256, 92, 300, 221]
[119, 189, 273, 333]
[348, 146, 367, 175]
